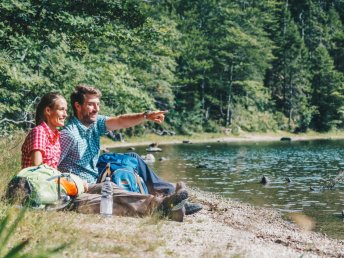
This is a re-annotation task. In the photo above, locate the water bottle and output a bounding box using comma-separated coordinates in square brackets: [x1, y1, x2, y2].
[100, 177, 113, 217]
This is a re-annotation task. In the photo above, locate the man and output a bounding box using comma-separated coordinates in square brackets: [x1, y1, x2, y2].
[58, 84, 201, 218]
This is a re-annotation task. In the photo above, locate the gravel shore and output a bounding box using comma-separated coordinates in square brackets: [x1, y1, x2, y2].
[176, 189, 344, 257]
[74, 188, 344, 257]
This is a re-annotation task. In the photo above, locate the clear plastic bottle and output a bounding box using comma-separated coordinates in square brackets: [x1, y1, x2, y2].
[100, 177, 113, 217]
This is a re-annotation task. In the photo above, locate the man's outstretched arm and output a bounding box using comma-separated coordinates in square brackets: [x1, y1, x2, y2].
[105, 110, 167, 131]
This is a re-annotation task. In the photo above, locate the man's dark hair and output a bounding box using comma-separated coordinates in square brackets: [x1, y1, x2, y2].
[71, 84, 102, 116]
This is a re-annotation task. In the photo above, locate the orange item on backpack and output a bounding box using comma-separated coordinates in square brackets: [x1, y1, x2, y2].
[54, 177, 78, 197]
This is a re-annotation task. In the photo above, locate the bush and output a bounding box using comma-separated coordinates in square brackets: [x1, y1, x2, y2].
[233, 108, 279, 132]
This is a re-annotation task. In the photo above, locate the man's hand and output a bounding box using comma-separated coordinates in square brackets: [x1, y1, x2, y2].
[145, 110, 168, 124]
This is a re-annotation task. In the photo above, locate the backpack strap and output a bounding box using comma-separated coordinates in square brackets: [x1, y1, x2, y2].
[57, 175, 61, 200]
[134, 172, 145, 194]
[98, 163, 112, 183]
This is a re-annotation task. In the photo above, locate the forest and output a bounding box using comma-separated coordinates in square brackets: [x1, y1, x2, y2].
[0, 0, 343, 136]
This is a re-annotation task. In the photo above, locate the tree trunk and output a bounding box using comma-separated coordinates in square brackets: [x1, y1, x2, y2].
[201, 79, 205, 120]
[283, 0, 289, 35]
[225, 64, 234, 127]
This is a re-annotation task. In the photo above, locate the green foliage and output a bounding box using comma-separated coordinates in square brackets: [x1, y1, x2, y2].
[266, 3, 313, 131]
[310, 44, 344, 131]
[0, 0, 344, 134]
[234, 107, 279, 133]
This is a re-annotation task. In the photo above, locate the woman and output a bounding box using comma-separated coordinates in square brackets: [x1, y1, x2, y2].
[21, 92, 67, 168]
[12, 92, 86, 203]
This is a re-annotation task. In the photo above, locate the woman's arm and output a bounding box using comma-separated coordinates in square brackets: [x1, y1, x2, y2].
[30, 150, 43, 166]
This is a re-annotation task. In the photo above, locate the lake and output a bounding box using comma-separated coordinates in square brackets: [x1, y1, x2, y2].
[111, 139, 344, 240]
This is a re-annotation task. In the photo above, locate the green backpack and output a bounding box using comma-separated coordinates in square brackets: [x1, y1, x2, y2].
[6, 165, 84, 209]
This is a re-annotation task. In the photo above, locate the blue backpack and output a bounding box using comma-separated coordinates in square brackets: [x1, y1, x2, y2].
[96, 153, 149, 195]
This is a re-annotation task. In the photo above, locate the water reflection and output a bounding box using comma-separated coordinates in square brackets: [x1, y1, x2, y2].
[111, 139, 344, 239]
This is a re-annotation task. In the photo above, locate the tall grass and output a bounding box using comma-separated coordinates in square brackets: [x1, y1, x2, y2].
[0, 134, 24, 198]
[0, 134, 169, 256]
[0, 134, 70, 256]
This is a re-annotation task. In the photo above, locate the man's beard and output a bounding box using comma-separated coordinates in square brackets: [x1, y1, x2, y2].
[80, 112, 97, 126]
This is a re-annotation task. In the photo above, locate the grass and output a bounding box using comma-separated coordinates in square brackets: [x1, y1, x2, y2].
[0, 134, 24, 197]
[0, 206, 67, 258]
[0, 134, 171, 257]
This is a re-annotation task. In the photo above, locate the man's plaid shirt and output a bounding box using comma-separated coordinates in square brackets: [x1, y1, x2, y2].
[58, 115, 108, 183]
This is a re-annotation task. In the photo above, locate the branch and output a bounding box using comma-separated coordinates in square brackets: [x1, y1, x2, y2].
[0, 96, 39, 127]
[0, 118, 34, 125]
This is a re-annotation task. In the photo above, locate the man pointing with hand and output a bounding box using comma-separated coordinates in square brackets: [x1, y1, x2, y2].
[58, 84, 201, 216]
[58, 84, 170, 189]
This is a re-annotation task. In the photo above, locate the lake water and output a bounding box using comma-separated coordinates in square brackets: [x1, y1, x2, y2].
[111, 139, 344, 240]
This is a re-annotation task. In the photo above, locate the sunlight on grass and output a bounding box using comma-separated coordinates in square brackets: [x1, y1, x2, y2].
[0, 134, 24, 198]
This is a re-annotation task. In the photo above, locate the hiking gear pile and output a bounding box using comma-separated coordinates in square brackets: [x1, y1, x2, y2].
[6, 164, 85, 209]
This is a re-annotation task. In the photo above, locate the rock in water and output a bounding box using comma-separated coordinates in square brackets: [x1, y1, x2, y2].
[146, 147, 162, 152]
[142, 154, 155, 163]
[280, 137, 292, 141]
[260, 176, 269, 185]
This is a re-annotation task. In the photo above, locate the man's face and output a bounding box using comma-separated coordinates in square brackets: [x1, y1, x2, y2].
[75, 93, 100, 126]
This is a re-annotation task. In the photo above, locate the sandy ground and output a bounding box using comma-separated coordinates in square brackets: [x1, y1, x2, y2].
[95, 134, 344, 257]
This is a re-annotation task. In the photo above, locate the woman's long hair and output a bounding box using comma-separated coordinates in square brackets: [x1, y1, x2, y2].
[35, 92, 64, 126]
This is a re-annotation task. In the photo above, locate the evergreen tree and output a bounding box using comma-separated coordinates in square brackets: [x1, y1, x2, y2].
[311, 44, 344, 130]
[266, 1, 313, 131]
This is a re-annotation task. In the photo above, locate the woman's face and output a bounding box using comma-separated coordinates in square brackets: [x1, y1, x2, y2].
[45, 97, 68, 129]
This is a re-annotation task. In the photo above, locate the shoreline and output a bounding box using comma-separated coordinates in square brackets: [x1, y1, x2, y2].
[98, 133, 344, 256]
[102, 132, 344, 149]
